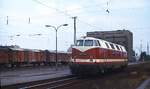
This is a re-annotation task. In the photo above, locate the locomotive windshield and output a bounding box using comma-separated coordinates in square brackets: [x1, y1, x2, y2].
[76, 40, 84, 46]
[84, 40, 93, 46]
[76, 40, 93, 46]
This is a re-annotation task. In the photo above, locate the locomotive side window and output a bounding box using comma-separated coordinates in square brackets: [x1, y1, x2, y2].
[110, 43, 115, 49]
[93, 40, 100, 46]
[105, 42, 109, 48]
[120, 46, 123, 51]
[76, 40, 84, 46]
[97, 40, 101, 46]
[84, 40, 93, 46]
[116, 45, 120, 50]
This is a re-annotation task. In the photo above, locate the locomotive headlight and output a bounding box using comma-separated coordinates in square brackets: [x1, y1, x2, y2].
[90, 59, 96, 62]
[71, 59, 76, 62]
[90, 59, 93, 62]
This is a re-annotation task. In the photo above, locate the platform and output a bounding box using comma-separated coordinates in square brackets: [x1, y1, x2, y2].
[0, 66, 71, 86]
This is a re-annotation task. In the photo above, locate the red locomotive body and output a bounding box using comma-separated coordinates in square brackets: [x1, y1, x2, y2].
[70, 37, 128, 75]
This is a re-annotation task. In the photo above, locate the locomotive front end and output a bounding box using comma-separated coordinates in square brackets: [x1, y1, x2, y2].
[70, 37, 102, 75]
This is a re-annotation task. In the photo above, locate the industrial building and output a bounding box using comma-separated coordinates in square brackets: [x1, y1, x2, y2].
[87, 30, 133, 61]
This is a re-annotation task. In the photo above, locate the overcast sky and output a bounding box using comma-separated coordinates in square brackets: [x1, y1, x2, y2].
[0, 0, 150, 54]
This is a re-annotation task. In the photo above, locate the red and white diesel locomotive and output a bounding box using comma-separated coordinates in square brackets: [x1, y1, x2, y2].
[70, 36, 128, 75]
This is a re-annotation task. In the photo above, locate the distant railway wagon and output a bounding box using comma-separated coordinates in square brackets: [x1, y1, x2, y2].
[70, 36, 128, 75]
[0, 46, 71, 67]
[45, 50, 71, 65]
[57, 52, 71, 65]
[11, 48, 26, 66]
[0, 47, 11, 65]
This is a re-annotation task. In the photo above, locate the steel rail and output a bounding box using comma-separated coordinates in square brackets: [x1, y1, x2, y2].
[47, 81, 75, 89]
[19, 76, 78, 89]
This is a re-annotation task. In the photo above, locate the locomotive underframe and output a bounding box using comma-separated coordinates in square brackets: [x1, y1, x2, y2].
[70, 61, 127, 75]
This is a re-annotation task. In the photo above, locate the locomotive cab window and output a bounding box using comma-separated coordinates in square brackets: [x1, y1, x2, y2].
[84, 40, 93, 46]
[76, 40, 84, 46]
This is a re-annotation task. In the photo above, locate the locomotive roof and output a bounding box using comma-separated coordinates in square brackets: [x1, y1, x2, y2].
[77, 36, 126, 52]
[79, 36, 97, 40]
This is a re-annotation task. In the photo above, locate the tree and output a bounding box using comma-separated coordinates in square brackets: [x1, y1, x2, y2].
[139, 51, 150, 61]
[139, 52, 146, 61]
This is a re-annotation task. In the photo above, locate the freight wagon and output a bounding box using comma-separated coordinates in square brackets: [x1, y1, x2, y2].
[0, 46, 71, 67]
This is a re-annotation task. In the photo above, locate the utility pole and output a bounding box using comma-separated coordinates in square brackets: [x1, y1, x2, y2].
[6, 16, 8, 25]
[140, 40, 144, 61]
[72, 16, 77, 45]
[28, 17, 30, 24]
[140, 40, 142, 54]
[147, 42, 149, 55]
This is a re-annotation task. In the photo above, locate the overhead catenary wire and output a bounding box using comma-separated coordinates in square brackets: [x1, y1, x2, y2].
[1, 0, 110, 30]
[2, 0, 149, 31]
[32, 0, 72, 18]
[31, 0, 108, 29]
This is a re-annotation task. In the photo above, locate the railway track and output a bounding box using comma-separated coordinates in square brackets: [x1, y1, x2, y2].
[1, 75, 79, 89]
[2, 61, 150, 89]
[20, 62, 148, 89]
[61, 62, 150, 89]
[19, 76, 78, 89]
